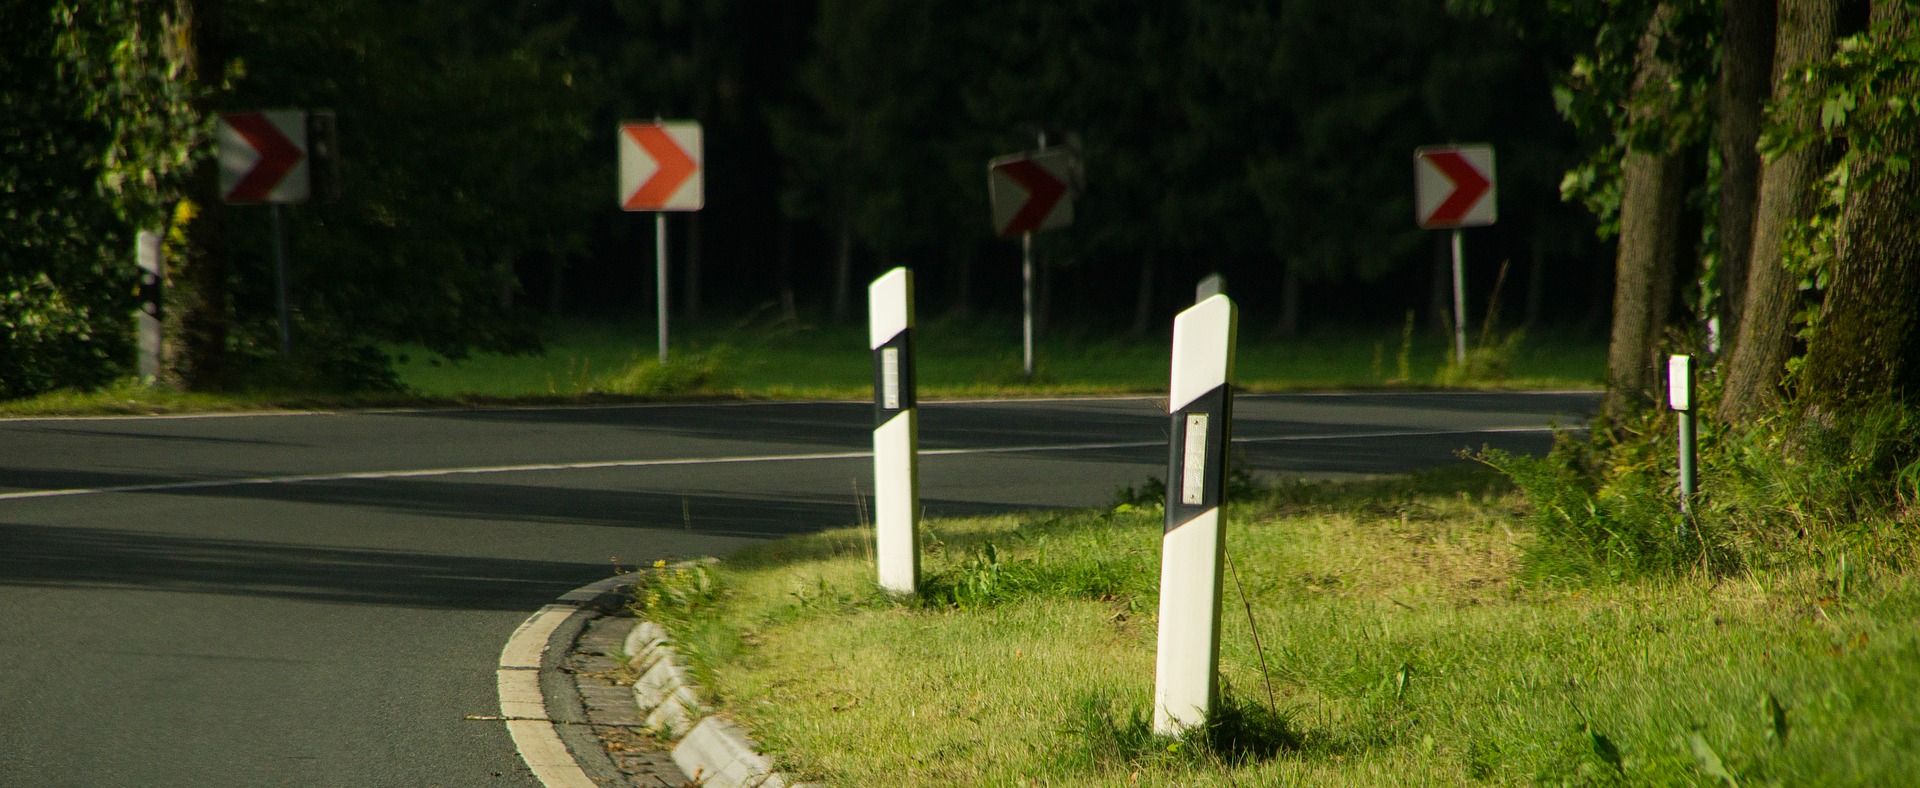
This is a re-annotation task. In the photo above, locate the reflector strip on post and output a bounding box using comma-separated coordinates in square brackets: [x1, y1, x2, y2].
[1154, 294, 1237, 735]
[869, 268, 919, 595]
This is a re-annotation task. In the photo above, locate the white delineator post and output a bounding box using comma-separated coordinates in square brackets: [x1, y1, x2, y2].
[1669, 354, 1697, 517]
[869, 268, 920, 595]
[135, 230, 163, 382]
[1154, 294, 1238, 735]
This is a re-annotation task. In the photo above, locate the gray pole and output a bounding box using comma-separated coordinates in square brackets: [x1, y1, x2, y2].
[656, 212, 669, 364]
[272, 204, 292, 357]
[1021, 130, 1047, 380]
[1021, 231, 1034, 378]
[1450, 228, 1467, 366]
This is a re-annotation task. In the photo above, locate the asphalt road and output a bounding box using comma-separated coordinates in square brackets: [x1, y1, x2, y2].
[0, 391, 1593, 786]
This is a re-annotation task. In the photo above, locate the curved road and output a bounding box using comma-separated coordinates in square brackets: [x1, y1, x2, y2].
[0, 391, 1593, 786]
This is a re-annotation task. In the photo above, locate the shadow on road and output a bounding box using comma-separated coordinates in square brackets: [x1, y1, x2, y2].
[0, 521, 613, 610]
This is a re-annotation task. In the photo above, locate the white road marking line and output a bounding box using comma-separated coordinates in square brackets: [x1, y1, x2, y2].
[0, 426, 1567, 502]
[496, 575, 629, 788]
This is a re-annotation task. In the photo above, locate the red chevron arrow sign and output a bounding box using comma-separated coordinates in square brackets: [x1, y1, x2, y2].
[1415, 144, 1496, 229]
[219, 111, 309, 204]
[619, 121, 703, 212]
[989, 149, 1076, 237]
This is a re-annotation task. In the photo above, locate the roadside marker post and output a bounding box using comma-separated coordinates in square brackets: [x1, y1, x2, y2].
[869, 268, 920, 595]
[219, 110, 311, 357]
[1153, 294, 1238, 735]
[618, 120, 704, 363]
[987, 132, 1077, 379]
[1414, 145, 1497, 366]
[1195, 273, 1226, 303]
[1669, 354, 1697, 517]
[134, 230, 163, 382]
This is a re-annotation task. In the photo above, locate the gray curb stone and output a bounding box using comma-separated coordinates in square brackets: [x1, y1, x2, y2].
[618, 616, 816, 788]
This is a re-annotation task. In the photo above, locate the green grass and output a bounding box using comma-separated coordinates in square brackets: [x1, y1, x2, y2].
[0, 317, 1600, 416]
[633, 470, 1920, 786]
[393, 317, 1603, 400]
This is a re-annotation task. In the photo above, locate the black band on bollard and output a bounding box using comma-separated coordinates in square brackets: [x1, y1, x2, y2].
[1166, 384, 1231, 532]
[871, 329, 915, 427]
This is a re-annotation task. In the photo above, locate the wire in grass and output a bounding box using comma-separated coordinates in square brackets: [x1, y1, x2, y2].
[1225, 550, 1278, 710]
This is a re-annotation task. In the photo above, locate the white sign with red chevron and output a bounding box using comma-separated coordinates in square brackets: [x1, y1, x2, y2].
[1414, 144, 1496, 229]
[618, 121, 703, 212]
[219, 111, 309, 205]
[988, 149, 1076, 237]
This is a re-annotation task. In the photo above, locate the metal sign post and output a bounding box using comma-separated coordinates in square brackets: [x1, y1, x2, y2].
[869, 268, 920, 595]
[1451, 229, 1467, 365]
[656, 214, 669, 364]
[1153, 294, 1237, 735]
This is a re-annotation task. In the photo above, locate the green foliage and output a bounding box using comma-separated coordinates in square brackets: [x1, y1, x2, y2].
[51, 1, 211, 231]
[1760, 9, 1920, 353]
[630, 559, 720, 625]
[2, 4, 153, 398]
[0, 273, 126, 398]
[1484, 392, 1920, 582]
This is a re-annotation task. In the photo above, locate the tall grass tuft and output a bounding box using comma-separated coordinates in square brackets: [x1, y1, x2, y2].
[1065, 685, 1301, 775]
[1482, 394, 1920, 582]
[593, 347, 733, 395]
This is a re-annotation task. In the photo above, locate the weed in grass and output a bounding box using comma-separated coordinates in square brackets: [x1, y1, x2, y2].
[593, 348, 732, 396]
[630, 559, 719, 625]
[1438, 330, 1526, 386]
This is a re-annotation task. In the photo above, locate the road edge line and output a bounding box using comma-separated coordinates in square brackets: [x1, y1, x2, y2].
[497, 574, 635, 788]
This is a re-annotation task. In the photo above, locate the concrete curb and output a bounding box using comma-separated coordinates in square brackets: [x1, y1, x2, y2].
[620, 620, 814, 788]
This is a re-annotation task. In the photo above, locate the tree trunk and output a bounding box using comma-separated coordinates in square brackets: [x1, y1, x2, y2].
[1277, 260, 1302, 339]
[1130, 257, 1155, 338]
[1602, 3, 1690, 421]
[1796, 4, 1920, 407]
[164, 0, 230, 390]
[682, 211, 703, 321]
[1037, 250, 1052, 334]
[1715, 0, 1776, 349]
[1524, 244, 1545, 329]
[830, 208, 853, 324]
[775, 217, 797, 323]
[1720, 0, 1838, 424]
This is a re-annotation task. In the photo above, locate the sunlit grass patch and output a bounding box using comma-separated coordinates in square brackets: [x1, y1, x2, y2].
[641, 469, 1920, 785]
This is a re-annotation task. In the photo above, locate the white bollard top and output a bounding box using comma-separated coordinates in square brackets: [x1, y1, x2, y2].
[868, 268, 914, 349]
[1668, 354, 1691, 412]
[1170, 295, 1237, 412]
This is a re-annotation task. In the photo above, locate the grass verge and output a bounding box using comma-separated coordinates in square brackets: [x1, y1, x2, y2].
[3, 319, 1600, 416]
[633, 469, 1920, 786]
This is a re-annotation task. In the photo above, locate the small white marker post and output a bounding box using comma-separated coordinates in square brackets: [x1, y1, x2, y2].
[134, 230, 163, 382]
[1669, 354, 1697, 517]
[1153, 294, 1237, 735]
[869, 268, 920, 595]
